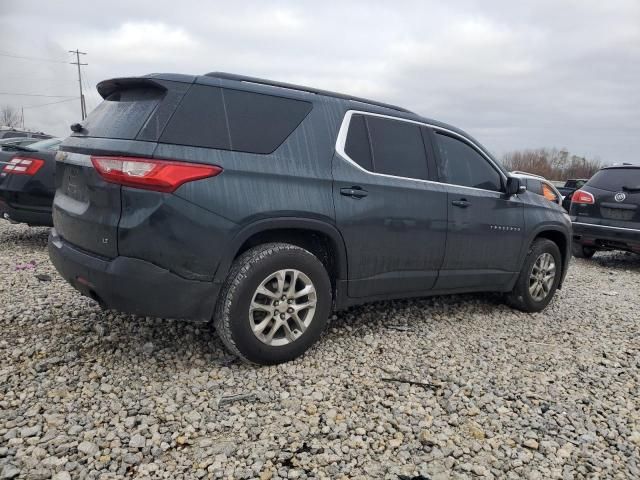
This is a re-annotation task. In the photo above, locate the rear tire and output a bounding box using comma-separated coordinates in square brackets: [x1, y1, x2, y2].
[572, 242, 596, 259]
[214, 243, 332, 365]
[507, 238, 562, 313]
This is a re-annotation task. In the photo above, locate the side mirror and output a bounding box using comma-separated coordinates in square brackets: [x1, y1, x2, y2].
[506, 176, 526, 196]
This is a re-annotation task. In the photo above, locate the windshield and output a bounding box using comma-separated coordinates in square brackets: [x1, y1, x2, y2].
[28, 138, 62, 151]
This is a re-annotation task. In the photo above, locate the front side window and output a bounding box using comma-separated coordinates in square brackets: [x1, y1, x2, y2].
[342, 114, 429, 180]
[435, 133, 502, 192]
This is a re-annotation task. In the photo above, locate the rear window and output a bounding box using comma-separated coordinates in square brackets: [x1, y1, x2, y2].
[81, 87, 164, 140]
[588, 168, 640, 192]
[160, 85, 312, 154]
[28, 138, 62, 151]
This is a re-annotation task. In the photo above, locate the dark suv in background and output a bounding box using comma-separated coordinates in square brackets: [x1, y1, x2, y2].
[49, 72, 571, 364]
[571, 165, 640, 258]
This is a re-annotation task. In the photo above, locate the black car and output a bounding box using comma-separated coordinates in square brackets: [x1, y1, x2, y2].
[570, 165, 640, 258]
[48, 72, 571, 364]
[0, 137, 62, 226]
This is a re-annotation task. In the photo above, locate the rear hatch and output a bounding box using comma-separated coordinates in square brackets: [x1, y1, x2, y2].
[572, 167, 640, 229]
[53, 77, 191, 257]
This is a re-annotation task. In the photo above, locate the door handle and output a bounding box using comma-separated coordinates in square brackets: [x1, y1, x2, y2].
[340, 186, 368, 199]
[451, 199, 470, 208]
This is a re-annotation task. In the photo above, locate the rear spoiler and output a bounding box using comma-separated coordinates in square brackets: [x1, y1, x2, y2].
[97, 77, 168, 99]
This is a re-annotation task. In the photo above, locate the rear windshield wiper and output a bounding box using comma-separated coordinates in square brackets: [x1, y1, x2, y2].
[622, 185, 640, 192]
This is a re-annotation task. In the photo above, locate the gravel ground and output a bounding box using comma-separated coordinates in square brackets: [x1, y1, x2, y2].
[1, 221, 639, 480]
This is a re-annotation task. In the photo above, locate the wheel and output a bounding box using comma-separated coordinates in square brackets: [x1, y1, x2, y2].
[507, 238, 562, 312]
[572, 242, 596, 259]
[214, 243, 332, 365]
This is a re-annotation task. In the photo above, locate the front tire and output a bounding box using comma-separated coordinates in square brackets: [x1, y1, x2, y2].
[214, 243, 332, 365]
[572, 242, 596, 259]
[507, 238, 562, 312]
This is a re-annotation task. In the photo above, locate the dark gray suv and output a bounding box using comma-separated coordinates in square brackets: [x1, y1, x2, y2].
[49, 72, 571, 364]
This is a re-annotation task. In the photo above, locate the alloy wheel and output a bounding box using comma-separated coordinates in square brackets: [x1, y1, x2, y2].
[528, 252, 556, 302]
[249, 269, 317, 347]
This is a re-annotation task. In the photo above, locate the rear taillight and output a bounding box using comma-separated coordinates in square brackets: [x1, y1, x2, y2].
[90, 156, 222, 193]
[2, 157, 45, 175]
[572, 189, 595, 205]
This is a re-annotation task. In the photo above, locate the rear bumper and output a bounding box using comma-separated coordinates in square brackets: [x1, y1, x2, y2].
[572, 221, 640, 252]
[0, 196, 53, 226]
[48, 229, 221, 321]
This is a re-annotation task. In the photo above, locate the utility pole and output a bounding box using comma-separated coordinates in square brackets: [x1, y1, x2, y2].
[69, 49, 88, 120]
[21, 107, 24, 129]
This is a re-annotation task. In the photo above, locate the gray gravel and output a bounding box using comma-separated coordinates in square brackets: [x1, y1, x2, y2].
[1, 221, 639, 479]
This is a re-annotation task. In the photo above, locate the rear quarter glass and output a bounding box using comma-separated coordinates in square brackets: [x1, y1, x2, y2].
[159, 85, 313, 154]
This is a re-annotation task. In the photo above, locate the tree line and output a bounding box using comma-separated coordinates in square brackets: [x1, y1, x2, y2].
[502, 148, 601, 180]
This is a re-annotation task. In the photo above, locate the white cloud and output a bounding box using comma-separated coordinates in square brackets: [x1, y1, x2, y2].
[0, 0, 638, 163]
[66, 22, 198, 63]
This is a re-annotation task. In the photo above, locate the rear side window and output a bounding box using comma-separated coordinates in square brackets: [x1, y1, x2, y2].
[367, 117, 429, 180]
[435, 133, 502, 191]
[342, 114, 429, 180]
[81, 88, 163, 140]
[160, 86, 312, 154]
[588, 168, 640, 192]
[344, 114, 372, 171]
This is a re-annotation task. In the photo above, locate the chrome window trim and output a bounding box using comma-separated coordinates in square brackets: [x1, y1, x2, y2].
[335, 109, 507, 194]
[573, 222, 640, 233]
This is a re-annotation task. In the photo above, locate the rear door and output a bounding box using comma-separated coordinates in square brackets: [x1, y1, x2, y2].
[333, 112, 447, 298]
[54, 79, 187, 258]
[431, 130, 524, 290]
[576, 168, 640, 229]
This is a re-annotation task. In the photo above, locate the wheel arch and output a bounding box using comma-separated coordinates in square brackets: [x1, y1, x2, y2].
[214, 218, 348, 287]
[525, 225, 571, 288]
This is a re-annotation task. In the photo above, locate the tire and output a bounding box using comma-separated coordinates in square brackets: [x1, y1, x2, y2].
[572, 242, 596, 259]
[507, 238, 562, 313]
[214, 242, 332, 365]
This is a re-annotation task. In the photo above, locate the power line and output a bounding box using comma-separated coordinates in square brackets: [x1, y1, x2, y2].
[0, 51, 68, 64]
[22, 98, 79, 109]
[0, 92, 77, 98]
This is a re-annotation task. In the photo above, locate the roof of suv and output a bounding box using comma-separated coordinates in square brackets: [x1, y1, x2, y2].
[99, 71, 504, 171]
[600, 164, 640, 170]
[136, 72, 472, 134]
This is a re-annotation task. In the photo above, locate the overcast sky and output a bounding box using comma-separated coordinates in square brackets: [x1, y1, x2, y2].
[1, 0, 638, 164]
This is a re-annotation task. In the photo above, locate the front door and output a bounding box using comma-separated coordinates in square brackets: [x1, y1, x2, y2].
[333, 112, 448, 298]
[430, 130, 524, 290]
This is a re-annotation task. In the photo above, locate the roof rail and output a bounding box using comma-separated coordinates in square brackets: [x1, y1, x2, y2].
[511, 170, 546, 179]
[204, 72, 413, 114]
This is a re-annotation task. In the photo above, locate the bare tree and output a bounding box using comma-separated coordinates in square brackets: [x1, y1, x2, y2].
[502, 147, 601, 180]
[0, 105, 21, 128]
